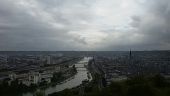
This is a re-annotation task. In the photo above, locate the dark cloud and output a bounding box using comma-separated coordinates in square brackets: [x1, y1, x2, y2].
[0, 0, 170, 51]
[130, 16, 141, 28]
[0, 0, 77, 51]
[98, 0, 170, 51]
[137, 0, 170, 50]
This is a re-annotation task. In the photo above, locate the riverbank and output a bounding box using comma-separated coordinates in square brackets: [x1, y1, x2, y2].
[23, 57, 92, 96]
[49, 74, 170, 96]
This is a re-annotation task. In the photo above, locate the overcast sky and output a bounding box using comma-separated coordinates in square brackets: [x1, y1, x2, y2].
[0, 0, 170, 51]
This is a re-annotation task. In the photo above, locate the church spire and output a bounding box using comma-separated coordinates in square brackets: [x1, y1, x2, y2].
[130, 49, 132, 60]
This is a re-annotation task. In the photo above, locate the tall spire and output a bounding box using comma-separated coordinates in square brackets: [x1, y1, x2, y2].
[130, 49, 132, 60]
[128, 49, 133, 75]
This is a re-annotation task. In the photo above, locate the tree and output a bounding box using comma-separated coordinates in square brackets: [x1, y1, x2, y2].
[127, 84, 155, 96]
[152, 74, 167, 88]
[72, 65, 77, 73]
[34, 90, 45, 96]
[51, 72, 63, 82]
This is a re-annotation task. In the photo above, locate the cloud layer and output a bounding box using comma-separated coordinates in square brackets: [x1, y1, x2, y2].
[0, 0, 170, 51]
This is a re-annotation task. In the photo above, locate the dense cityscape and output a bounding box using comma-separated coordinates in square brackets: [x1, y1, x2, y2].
[0, 51, 170, 96]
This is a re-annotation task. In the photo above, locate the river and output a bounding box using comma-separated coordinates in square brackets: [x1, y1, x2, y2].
[23, 57, 92, 96]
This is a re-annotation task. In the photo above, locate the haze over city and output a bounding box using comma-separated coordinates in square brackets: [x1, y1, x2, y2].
[0, 0, 170, 51]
